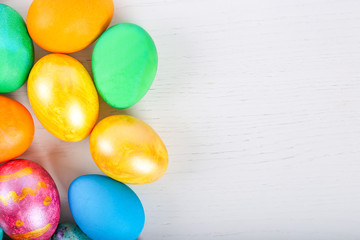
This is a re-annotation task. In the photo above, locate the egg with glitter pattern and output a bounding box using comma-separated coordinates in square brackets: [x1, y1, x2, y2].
[0, 159, 60, 240]
[89, 115, 168, 184]
[27, 53, 99, 142]
[51, 223, 90, 240]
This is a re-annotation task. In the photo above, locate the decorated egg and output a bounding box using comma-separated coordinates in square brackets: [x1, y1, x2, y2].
[0, 96, 34, 163]
[0, 4, 33, 93]
[51, 223, 90, 240]
[89, 115, 168, 184]
[27, 54, 99, 142]
[0, 159, 60, 240]
[92, 23, 158, 108]
[26, 0, 113, 53]
[69, 175, 145, 240]
[0, 227, 2, 240]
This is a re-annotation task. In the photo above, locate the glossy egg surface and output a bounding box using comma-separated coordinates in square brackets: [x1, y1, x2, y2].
[0, 159, 60, 240]
[27, 54, 99, 142]
[90, 115, 168, 184]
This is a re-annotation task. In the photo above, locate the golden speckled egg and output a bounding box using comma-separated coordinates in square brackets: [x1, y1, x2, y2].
[27, 54, 99, 142]
[89, 115, 168, 184]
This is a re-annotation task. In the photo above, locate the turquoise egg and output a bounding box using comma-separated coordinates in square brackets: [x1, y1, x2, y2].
[0, 4, 34, 93]
[68, 175, 145, 240]
[51, 223, 90, 240]
[0, 226, 2, 240]
[92, 23, 158, 109]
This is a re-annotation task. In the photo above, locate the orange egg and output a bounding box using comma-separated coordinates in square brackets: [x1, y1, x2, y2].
[0, 96, 34, 162]
[26, 0, 114, 53]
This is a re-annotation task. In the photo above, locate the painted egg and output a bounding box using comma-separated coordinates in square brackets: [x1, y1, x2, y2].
[51, 223, 90, 240]
[89, 115, 168, 184]
[26, 0, 113, 53]
[69, 175, 145, 240]
[0, 159, 60, 240]
[0, 227, 2, 240]
[92, 23, 158, 109]
[27, 54, 99, 142]
[0, 4, 34, 93]
[0, 96, 34, 163]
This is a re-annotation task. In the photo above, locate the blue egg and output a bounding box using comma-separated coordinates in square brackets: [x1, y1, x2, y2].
[51, 223, 90, 240]
[0, 226, 2, 240]
[68, 175, 145, 240]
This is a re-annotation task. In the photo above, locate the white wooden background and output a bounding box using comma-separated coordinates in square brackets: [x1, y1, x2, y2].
[2, 0, 360, 239]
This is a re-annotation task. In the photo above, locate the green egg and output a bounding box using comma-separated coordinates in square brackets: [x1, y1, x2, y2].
[0, 4, 34, 93]
[92, 23, 158, 109]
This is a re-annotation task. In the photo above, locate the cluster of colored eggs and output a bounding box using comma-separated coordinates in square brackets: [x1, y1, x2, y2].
[0, 0, 168, 239]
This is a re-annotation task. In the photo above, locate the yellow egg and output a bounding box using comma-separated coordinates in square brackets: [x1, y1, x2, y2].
[89, 115, 168, 184]
[28, 54, 99, 142]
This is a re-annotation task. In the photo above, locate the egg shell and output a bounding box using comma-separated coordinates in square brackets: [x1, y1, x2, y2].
[0, 96, 34, 163]
[89, 115, 168, 184]
[68, 175, 145, 240]
[26, 0, 114, 53]
[92, 23, 158, 109]
[0, 4, 34, 93]
[0, 159, 60, 240]
[51, 223, 90, 240]
[27, 54, 99, 142]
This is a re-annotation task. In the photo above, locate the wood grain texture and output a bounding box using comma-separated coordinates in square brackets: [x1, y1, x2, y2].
[2, 0, 360, 239]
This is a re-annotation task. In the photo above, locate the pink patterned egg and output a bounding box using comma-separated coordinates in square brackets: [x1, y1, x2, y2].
[0, 159, 60, 240]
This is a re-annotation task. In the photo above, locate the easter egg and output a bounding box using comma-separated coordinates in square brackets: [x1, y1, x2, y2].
[0, 96, 34, 163]
[0, 159, 60, 240]
[69, 175, 145, 240]
[51, 223, 90, 240]
[27, 54, 99, 142]
[26, 0, 114, 53]
[0, 4, 34, 93]
[92, 23, 158, 109]
[0, 227, 2, 240]
[89, 115, 168, 184]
